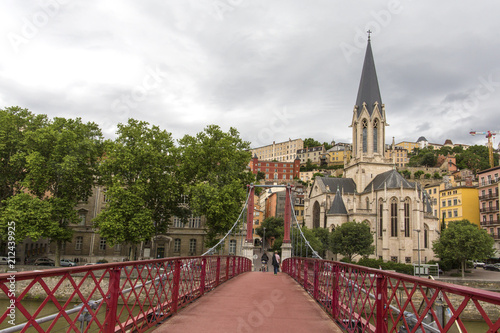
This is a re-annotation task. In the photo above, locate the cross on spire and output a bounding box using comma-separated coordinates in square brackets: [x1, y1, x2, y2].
[367, 30, 372, 41]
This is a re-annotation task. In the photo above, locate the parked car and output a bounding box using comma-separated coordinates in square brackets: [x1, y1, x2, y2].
[60, 259, 76, 267]
[483, 264, 500, 271]
[34, 258, 55, 266]
[472, 260, 485, 268]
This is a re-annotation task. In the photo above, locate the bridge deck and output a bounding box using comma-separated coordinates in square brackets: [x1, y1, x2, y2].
[154, 271, 342, 333]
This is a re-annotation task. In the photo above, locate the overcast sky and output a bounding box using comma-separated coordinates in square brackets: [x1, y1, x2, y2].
[1, 1, 499, 149]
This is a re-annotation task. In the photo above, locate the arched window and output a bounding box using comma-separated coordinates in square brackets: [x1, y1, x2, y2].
[378, 199, 384, 237]
[404, 198, 411, 237]
[373, 119, 379, 153]
[313, 201, 320, 229]
[391, 197, 398, 237]
[424, 225, 429, 248]
[362, 119, 368, 153]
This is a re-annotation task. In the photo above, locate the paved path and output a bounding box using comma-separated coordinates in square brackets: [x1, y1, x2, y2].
[154, 271, 343, 333]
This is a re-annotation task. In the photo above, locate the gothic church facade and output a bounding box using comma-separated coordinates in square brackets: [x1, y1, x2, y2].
[304, 38, 439, 264]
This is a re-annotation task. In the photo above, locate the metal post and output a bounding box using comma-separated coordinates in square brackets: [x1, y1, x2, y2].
[263, 227, 266, 251]
[246, 184, 255, 244]
[283, 184, 292, 243]
[313, 260, 319, 300]
[215, 256, 221, 287]
[171, 260, 181, 314]
[376, 273, 388, 333]
[104, 268, 120, 333]
[200, 258, 207, 296]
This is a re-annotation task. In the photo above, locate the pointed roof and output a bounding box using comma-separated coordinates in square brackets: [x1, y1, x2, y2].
[328, 187, 348, 215]
[355, 39, 382, 117]
[362, 169, 414, 193]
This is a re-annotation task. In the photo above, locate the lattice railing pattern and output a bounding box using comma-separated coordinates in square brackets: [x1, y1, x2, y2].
[282, 258, 500, 333]
[0, 256, 251, 333]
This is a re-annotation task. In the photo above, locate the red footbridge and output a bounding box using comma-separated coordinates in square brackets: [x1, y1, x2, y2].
[1, 256, 500, 332]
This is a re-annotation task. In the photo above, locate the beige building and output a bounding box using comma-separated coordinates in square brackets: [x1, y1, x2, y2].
[304, 38, 439, 264]
[297, 146, 326, 165]
[251, 138, 303, 162]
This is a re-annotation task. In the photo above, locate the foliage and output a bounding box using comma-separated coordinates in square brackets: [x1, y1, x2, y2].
[356, 258, 414, 275]
[329, 220, 374, 261]
[290, 226, 324, 257]
[178, 125, 253, 246]
[413, 170, 424, 179]
[255, 217, 284, 241]
[256, 171, 266, 181]
[424, 173, 431, 179]
[0, 107, 48, 205]
[95, 119, 183, 258]
[301, 159, 319, 172]
[312, 227, 330, 258]
[433, 171, 442, 179]
[432, 219, 495, 278]
[303, 138, 322, 148]
[399, 170, 411, 179]
[456, 145, 494, 172]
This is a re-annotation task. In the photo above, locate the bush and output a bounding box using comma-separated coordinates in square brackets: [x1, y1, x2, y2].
[355, 258, 413, 275]
[424, 173, 431, 179]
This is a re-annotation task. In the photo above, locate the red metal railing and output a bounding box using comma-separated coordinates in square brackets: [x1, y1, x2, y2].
[0, 256, 251, 332]
[283, 257, 500, 333]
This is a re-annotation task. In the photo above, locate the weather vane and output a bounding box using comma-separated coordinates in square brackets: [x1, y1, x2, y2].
[367, 30, 372, 41]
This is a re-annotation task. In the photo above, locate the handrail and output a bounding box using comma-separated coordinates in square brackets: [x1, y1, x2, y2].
[0, 255, 251, 333]
[282, 257, 500, 333]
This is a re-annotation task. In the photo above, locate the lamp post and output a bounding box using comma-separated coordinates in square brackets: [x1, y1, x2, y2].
[414, 229, 421, 277]
[263, 227, 266, 252]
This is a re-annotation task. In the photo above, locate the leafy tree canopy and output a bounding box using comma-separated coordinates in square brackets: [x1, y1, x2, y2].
[178, 125, 253, 246]
[432, 219, 495, 278]
[329, 220, 374, 261]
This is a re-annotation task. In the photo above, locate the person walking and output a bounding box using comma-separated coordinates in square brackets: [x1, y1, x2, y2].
[271, 250, 280, 275]
[261, 252, 269, 272]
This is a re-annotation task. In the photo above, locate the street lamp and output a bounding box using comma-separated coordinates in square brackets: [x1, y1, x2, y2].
[414, 229, 421, 277]
[263, 227, 266, 252]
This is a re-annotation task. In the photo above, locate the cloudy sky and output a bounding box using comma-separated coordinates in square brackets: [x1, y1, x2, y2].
[1, 1, 499, 149]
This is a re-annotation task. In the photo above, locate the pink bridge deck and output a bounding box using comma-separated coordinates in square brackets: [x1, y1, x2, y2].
[154, 271, 343, 333]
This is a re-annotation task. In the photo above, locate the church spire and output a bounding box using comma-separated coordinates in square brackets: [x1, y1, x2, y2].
[355, 34, 382, 117]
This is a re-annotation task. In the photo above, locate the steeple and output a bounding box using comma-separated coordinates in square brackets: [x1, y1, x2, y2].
[355, 36, 382, 117]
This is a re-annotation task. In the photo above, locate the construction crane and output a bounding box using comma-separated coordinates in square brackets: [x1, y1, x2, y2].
[469, 130, 498, 168]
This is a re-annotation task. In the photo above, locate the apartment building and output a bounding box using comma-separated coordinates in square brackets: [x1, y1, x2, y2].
[477, 167, 500, 255]
[321, 144, 351, 167]
[297, 146, 326, 166]
[251, 138, 303, 162]
[385, 146, 409, 168]
[440, 186, 479, 227]
[248, 155, 300, 183]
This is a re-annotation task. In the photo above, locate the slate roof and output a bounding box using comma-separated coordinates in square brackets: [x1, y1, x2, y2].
[328, 187, 348, 215]
[355, 40, 382, 117]
[315, 177, 356, 195]
[362, 169, 416, 193]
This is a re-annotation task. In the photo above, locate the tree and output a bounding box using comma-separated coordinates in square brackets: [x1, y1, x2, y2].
[0, 107, 48, 205]
[421, 152, 437, 167]
[329, 220, 374, 261]
[312, 227, 330, 258]
[255, 217, 284, 249]
[95, 119, 183, 259]
[178, 125, 253, 246]
[18, 117, 103, 265]
[432, 219, 495, 278]
[399, 170, 411, 179]
[290, 226, 324, 257]
[303, 138, 322, 148]
[456, 145, 491, 172]
[413, 170, 424, 179]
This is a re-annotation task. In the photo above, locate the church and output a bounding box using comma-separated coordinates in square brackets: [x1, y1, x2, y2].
[304, 37, 439, 264]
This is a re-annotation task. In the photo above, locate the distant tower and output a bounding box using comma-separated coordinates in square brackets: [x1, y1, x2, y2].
[345, 34, 392, 189]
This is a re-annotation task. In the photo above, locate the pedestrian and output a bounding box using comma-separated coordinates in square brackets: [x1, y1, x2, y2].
[261, 252, 269, 272]
[271, 250, 280, 275]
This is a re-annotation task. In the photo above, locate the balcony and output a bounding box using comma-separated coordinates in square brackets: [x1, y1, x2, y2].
[479, 192, 499, 200]
[481, 219, 500, 226]
[480, 206, 499, 213]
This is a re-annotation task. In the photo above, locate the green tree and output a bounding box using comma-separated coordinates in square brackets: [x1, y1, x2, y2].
[95, 119, 183, 259]
[421, 152, 437, 167]
[456, 145, 491, 172]
[178, 125, 253, 246]
[329, 220, 374, 261]
[14, 117, 103, 265]
[312, 227, 330, 258]
[256, 217, 283, 249]
[433, 171, 443, 179]
[432, 219, 495, 278]
[0, 107, 48, 205]
[399, 170, 411, 179]
[290, 226, 324, 257]
[413, 170, 424, 179]
[303, 138, 322, 148]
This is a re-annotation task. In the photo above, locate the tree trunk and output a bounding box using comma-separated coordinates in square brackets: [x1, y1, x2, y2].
[461, 259, 465, 279]
[55, 240, 61, 267]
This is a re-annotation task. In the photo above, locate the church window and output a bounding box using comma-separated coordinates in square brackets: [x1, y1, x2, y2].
[362, 119, 368, 153]
[424, 225, 429, 248]
[373, 119, 379, 153]
[404, 198, 410, 237]
[391, 198, 398, 237]
[379, 200, 383, 237]
[313, 201, 320, 229]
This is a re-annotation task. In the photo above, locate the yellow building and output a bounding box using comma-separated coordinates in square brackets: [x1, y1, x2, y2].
[396, 141, 419, 152]
[440, 186, 480, 227]
[385, 146, 409, 168]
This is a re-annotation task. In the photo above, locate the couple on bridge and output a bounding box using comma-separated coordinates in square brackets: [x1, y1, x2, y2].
[261, 251, 280, 274]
